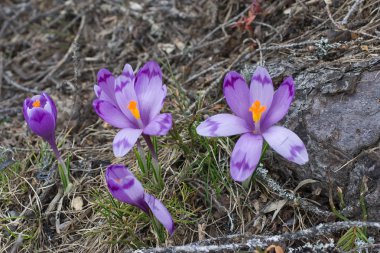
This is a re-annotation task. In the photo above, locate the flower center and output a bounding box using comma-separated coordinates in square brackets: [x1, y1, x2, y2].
[127, 100, 141, 120]
[32, 99, 41, 108]
[249, 100, 266, 124]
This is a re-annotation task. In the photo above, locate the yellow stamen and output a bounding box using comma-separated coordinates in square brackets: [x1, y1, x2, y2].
[249, 100, 266, 123]
[114, 178, 121, 183]
[32, 100, 41, 108]
[127, 100, 141, 120]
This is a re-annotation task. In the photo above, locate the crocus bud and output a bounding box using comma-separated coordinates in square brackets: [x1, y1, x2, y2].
[106, 164, 175, 235]
[23, 92, 57, 145]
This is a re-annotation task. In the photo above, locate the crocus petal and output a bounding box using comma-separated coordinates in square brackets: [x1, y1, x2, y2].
[26, 107, 56, 142]
[23, 98, 31, 124]
[113, 128, 143, 157]
[223, 71, 251, 124]
[114, 75, 139, 126]
[134, 61, 166, 125]
[97, 68, 117, 105]
[143, 113, 172, 136]
[262, 126, 308, 165]
[261, 77, 295, 130]
[106, 165, 148, 213]
[94, 85, 102, 98]
[230, 133, 263, 182]
[93, 99, 134, 129]
[144, 193, 175, 235]
[196, 114, 252, 137]
[122, 63, 135, 79]
[42, 93, 57, 122]
[249, 66, 274, 119]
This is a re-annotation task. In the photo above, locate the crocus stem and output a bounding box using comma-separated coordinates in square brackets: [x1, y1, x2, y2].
[136, 139, 147, 174]
[142, 135, 164, 189]
[48, 139, 72, 193]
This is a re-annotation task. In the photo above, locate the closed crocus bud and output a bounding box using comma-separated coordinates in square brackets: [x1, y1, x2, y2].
[106, 164, 175, 236]
[23, 92, 57, 145]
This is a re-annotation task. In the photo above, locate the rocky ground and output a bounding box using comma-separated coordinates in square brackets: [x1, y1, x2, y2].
[0, 0, 379, 252]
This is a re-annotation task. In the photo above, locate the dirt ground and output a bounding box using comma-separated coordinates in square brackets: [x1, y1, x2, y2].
[0, 0, 379, 252]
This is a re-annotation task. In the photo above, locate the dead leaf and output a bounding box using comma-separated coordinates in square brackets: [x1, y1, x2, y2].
[198, 223, 206, 241]
[71, 196, 83, 211]
[360, 45, 369, 52]
[263, 200, 288, 222]
[265, 245, 285, 253]
[293, 179, 318, 193]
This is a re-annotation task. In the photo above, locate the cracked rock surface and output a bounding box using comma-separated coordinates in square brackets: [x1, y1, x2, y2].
[265, 58, 380, 219]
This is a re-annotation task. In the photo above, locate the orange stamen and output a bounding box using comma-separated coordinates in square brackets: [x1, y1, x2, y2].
[32, 100, 41, 108]
[249, 100, 266, 123]
[127, 100, 141, 120]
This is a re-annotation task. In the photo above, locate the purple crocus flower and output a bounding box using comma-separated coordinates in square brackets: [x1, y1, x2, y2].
[196, 67, 308, 182]
[106, 164, 175, 235]
[23, 92, 72, 190]
[23, 92, 59, 155]
[93, 61, 172, 157]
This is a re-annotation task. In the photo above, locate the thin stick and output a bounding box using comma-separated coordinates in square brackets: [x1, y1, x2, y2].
[3, 73, 39, 93]
[131, 221, 380, 253]
[341, 0, 363, 25]
[0, 52, 3, 97]
[255, 166, 334, 218]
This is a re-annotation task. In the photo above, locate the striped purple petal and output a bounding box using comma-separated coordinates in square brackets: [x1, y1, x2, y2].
[105, 165, 148, 213]
[262, 126, 308, 165]
[144, 193, 175, 236]
[97, 68, 117, 106]
[249, 66, 274, 122]
[134, 61, 166, 125]
[112, 128, 143, 157]
[230, 133, 263, 182]
[196, 114, 252, 137]
[93, 99, 134, 129]
[143, 113, 172, 136]
[114, 75, 140, 127]
[261, 77, 295, 131]
[223, 71, 251, 125]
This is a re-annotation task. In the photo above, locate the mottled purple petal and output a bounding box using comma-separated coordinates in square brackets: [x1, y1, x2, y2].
[262, 77, 295, 130]
[134, 61, 166, 125]
[144, 193, 175, 235]
[262, 126, 308, 165]
[23, 98, 31, 125]
[143, 113, 172, 136]
[94, 85, 101, 98]
[223, 71, 251, 124]
[230, 133, 263, 182]
[42, 93, 57, 122]
[196, 114, 252, 137]
[97, 68, 117, 105]
[26, 107, 56, 142]
[113, 128, 143, 157]
[122, 64, 135, 79]
[93, 99, 133, 129]
[106, 165, 148, 213]
[249, 66, 274, 120]
[114, 75, 139, 126]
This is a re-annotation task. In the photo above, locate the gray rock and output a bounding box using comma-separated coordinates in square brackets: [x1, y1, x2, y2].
[265, 58, 380, 220]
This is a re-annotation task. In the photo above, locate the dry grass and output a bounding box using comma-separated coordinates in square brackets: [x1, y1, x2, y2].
[1, 0, 379, 252]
